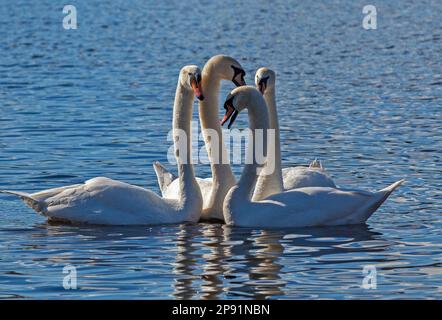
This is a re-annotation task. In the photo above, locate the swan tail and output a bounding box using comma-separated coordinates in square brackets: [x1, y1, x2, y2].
[0, 190, 47, 215]
[309, 158, 323, 169]
[366, 179, 405, 217]
[347, 179, 405, 224]
[380, 179, 405, 193]
[153, 161, 176, 194]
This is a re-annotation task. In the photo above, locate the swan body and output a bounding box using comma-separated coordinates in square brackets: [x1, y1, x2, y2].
[1, 178, 197, 225]
[221, 86, 404, 228]
[252, 68, 336, 201]
[227, 181, 404, 228]
[154, 55, 247, 221]
[1, 66, 204, 225]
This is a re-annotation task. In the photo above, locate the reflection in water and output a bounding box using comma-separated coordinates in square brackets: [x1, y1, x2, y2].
[246, 230, 286, 298]
[200, 224, 229, 299]
[222, 227, 286, 299]
[169, 223, 381, 299]
[172, 224, 200, 299]
[0, 220, 440, 299]
[223, 225, 380, 299]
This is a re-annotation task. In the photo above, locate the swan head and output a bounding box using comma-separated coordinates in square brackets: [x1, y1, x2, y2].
[221, 86, 262, 129]
[180, 65, 204, 101]
[205, 55, 246, 87]
[255, 67, 275, 94]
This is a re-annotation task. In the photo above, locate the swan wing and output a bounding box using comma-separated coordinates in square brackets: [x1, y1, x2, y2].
[153, 161, 177, 195]
[30, 184, 84, 201]
[282, 166, 336, 190]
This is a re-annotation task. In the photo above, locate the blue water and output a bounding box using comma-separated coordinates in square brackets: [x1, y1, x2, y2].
[0, 0, 441, 299]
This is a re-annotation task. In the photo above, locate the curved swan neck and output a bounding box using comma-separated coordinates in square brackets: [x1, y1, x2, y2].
[234, 91, 270, 201]
[173, 80, 200, 208]
[264, 86, 282, 170]
[264, 88, 281, 172]
[199, 67, 234, 180]
[265, 88, 278, 131]
[252, 86, 283, 200]
[198, 61, 236, 218]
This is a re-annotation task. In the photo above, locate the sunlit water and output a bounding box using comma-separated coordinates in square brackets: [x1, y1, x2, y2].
[0, 0, 441, 299]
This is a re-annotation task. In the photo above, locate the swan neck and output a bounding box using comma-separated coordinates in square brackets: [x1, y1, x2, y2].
[235, 93, 270, 201]
[198, 62, 236, 216]
[264, 88, 281, 167]
[198, 68, 233, 180]
[265, 88, 278, 130]
[252, 87, 283, 200]
[173, 81, 200, 208]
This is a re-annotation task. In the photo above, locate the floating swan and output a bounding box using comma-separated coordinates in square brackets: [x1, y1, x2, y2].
[221, 86, 404, 228]
[154, 55, 247, 221]
[0, 66, 204, 225]
[252, 67, 336, 201]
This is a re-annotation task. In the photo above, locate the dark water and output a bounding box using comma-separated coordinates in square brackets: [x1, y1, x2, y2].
[0, 0, 441, 299]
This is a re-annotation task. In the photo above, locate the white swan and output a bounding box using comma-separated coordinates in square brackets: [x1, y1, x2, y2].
[0, 66, 204, 225]
[252, 67, 336, 201]
[221, 86, 404, 228]
[154, 55, 247, 221]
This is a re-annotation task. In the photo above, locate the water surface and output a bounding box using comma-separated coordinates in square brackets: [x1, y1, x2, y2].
[0, 0, 441, 299]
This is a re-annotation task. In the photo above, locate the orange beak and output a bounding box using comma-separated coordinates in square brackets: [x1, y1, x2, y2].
[220, 103, 239, 129]
[191, 79, 204, 101]
[220, 104, 235, 126]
